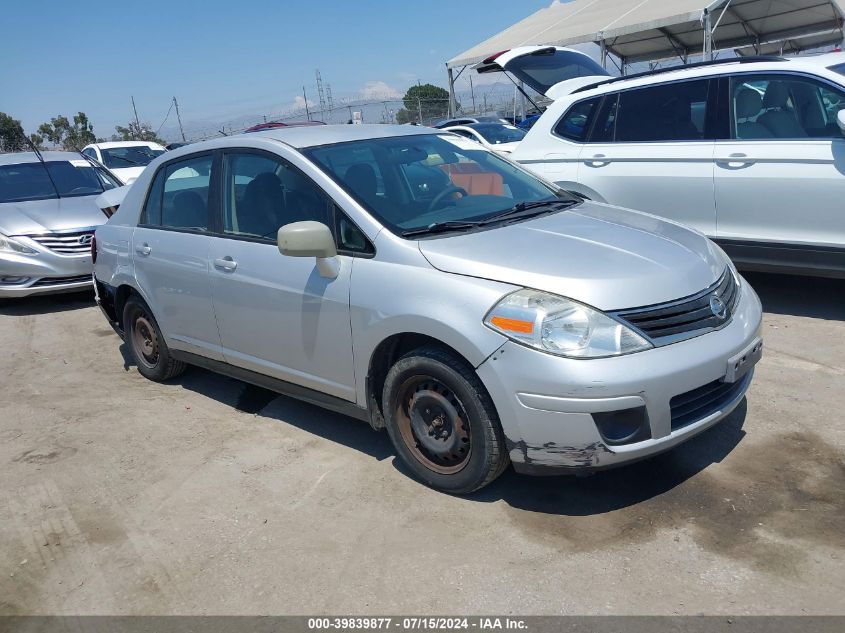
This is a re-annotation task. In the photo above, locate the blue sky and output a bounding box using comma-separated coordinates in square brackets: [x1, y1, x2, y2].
[1, 0, 553, 138]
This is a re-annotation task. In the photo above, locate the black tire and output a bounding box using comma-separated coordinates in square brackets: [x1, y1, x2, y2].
[123, 295, 186, 382]
[383, 346, 509, 494]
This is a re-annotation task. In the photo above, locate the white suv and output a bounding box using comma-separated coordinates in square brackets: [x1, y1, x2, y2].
[510, 53, 845, 278]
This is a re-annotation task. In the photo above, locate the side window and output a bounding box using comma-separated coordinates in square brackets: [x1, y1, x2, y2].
[615, 79, 711, 142]
[159, 155, 212, 231]
[334, 207, 374, 255]
[141, 168, 165, 225]
[553, 97, 600, 142]
[731, 74, 845, 140]
[82, 148, 97, 160]
[222, 152, 330, 240]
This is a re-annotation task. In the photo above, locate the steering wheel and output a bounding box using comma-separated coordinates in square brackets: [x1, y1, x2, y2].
[427, 186, 468, 212]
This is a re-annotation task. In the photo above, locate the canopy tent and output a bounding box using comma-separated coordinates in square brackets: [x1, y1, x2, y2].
[445, 0, 845, 113]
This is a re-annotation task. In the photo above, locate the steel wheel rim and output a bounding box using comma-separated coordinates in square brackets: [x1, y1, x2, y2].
[132, 312, 159, 369]
[395, 375, 472, 475]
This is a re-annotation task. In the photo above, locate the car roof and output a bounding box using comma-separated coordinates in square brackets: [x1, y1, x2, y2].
[567, 52, 845, 98]
[0, 151, 87, 166]
[211, 124, 439, 150]
[87, 141, 164, 149]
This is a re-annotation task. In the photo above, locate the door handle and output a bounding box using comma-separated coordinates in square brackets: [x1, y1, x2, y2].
[585, 154, 610, 167]
[213, 256, 238, 271]
[716, 153, 754, 168]
[135, 243, 151, 256]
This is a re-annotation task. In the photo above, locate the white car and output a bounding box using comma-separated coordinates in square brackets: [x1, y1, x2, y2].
[82, 141, 166, 184]
[442, 123, 526, 155]
[509, 52, 845, 278]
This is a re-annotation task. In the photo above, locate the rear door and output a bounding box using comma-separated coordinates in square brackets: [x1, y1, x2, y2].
[132, 152, 223, 360]
[575, 78, 719, 235]
[207, 148, 358, 401]
[714, 72, 845, 266]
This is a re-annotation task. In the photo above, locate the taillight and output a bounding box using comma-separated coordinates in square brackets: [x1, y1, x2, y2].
[91, 235, 97, 264]
[482, 50, 509, 64]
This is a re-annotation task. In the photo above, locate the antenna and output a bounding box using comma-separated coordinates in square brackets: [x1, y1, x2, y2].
[21, 133, 60, 197]
[315, 70, 327, 121]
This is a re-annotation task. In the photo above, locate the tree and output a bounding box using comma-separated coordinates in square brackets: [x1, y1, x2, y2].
[395, 109, 413, 125]
[0, 112, 27, 152]
[401, 84, 457, 124]
[37, 112, 97, 151]
[29, 133, 44, 150]
[112, 121, 165, 145]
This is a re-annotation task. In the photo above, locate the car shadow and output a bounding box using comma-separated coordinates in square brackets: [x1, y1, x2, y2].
[137, 357, 747, 513]
[743, 271, 845, 321]
[0, 291, 95, 316]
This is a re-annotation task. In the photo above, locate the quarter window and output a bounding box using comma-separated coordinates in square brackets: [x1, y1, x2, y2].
[142, 154, 212, 231]
[554, 97, 600, 142]
[222, 152, 330, 240]
[730, 74, 845, 140]
[614, 79, 711, 142]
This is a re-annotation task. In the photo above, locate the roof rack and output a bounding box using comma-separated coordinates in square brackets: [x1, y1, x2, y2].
[572, 55, 788, 94]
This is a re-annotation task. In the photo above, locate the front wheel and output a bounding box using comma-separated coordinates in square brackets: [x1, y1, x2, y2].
[383, 346, 509, 494]
[123, 295, 186, 382]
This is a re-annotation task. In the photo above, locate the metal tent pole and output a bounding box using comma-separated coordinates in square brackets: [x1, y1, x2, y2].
[447, 67, 456, 117]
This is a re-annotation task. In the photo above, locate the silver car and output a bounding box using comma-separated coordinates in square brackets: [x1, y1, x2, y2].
[93, 125, 763, 493]
[0, 151, 120, 297]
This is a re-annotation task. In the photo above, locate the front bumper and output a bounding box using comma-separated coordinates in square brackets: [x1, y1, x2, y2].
[476, 277, 763, 473]
[0, 250, 94, 298]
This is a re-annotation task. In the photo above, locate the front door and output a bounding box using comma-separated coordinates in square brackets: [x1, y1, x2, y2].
[207, 149, 356, 401]
[714, 73, 845, 258]
[132, 152, 223, 360]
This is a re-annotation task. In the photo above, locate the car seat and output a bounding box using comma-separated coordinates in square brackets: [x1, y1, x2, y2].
[169, 191, 207, 229]
[344, 163, 378, 208]
[240, 172, 286, 237]
[759, 82, 807, 138]
[734, 88, 773, 139]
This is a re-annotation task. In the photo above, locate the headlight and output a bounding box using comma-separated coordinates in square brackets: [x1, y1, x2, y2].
[0, 234, 37, 255]
[484, 289, 652, 359]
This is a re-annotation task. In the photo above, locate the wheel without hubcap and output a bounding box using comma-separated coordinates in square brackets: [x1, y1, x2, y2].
[395, 376, 472, 474]
[131, 313, 160, 369]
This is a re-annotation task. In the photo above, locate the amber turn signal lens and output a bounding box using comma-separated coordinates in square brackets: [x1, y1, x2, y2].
[490, 316, 534, 334]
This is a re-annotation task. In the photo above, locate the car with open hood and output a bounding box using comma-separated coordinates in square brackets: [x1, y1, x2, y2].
[92, 124, 762, 493]
[0, 151, 120, 297]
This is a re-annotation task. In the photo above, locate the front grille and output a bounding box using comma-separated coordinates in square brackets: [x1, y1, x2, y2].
[612, 268, 739, 344]
[27, 230, 95, 255]
[31, 275, 92, 288]
[670, 374, 749, 431]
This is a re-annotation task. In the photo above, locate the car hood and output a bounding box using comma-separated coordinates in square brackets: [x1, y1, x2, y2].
[110, 166, 146, 184]
[0, 196, 108, 236]
[417, 202, 725, 311]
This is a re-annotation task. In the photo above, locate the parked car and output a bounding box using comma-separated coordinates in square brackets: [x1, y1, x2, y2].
[442, 122, 526, 155]
[82, 141, 166, 184]
[510, 53, 845, 278]
[434, 116, 509, 128]
[0, 151, 120, 297]
[517, 114, 542, 130]
[93, 125, 762, 493]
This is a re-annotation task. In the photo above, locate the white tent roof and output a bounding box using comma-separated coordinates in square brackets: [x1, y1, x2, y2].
[447, 0, 845, 68]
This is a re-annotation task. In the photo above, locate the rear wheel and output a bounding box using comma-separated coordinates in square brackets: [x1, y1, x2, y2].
[123, 296, 186, 382]
[383, 346, 509, 494]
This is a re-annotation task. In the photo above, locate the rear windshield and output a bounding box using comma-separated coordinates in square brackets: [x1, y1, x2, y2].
[829, 62, 845, 77]
[0, 160, 119, 203]
[101, 145, 164, 169]
[504, 48, 608, 95]
[470, 124, 526, 144]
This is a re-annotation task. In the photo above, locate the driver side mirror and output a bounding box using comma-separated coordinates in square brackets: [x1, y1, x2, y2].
[277, 221, 340, 279]
[838, 109, 845, 134]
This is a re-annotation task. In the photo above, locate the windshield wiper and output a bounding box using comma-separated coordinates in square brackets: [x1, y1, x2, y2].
[401, 220, 481, 238]
[110, 156, 143, 166]
[478, 199, 579, 226]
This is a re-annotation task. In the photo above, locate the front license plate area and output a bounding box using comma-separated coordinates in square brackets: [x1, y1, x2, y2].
[723, 337, 763, 383]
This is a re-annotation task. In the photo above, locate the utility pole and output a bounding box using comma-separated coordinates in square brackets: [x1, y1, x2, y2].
[469, 75, 476, 114]
[173, 97, 186, 142]
[131, 96, 141, 139]
[302, 86, 312, 121]
[417, 98, 423, 125]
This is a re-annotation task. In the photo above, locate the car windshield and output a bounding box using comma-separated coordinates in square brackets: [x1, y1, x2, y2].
[469, 124, 526, 144]
[305, 133, 577, 237]
[100, 145, 164, 168]
[0, 159, 119, 203]
[829, 62, 845, 77]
